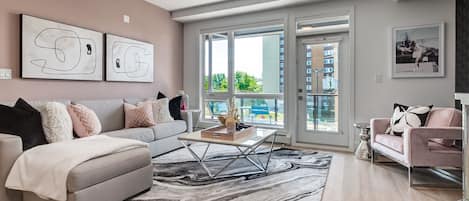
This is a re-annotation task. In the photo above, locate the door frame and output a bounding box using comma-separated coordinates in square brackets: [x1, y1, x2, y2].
[291, 14, 355, 151]
[295, 34, 351, 147]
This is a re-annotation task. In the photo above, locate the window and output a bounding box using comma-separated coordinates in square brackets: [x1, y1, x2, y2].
[324, 49, 334, 56]
[324, 67, 334, 73]
[324, 58, 334, 64]
[296, 16, 350, 34]
[204, 33, 228, 93]
[202, 25, 285, 127]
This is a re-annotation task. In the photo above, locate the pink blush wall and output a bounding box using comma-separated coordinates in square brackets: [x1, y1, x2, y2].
[0, 0, 183, 101]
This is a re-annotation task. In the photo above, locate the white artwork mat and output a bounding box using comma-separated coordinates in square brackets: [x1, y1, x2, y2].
[21, 15, 103, 81]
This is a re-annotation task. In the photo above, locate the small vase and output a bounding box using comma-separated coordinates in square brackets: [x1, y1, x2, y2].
[218, 116, 226, 126]
[225, 117, 236, 133]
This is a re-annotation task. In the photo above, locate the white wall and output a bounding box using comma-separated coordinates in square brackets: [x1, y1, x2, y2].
[183, 0, 455, 148]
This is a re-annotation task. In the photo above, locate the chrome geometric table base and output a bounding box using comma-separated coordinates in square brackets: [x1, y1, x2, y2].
[180, 134, 277, 179]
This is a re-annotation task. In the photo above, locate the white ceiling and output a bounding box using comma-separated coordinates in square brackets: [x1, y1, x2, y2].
[145, 0, 229, 11]
[171, 0, 327, 22]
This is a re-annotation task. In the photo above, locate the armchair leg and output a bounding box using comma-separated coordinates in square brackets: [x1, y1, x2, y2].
[407, 167, 461, 188]
[408, 167, 414, 187]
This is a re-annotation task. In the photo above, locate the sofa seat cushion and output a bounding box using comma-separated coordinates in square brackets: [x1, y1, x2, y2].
[375, 134, 403, 153]
[67, 147, 151, 192]
[152, 120, 187, 139]
[102, 128, 155, 143]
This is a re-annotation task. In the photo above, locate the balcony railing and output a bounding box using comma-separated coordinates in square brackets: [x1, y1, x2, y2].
[203, 93, 284, 127]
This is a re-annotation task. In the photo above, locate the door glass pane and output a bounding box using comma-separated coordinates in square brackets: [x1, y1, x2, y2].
[305, 43, 339, 132]
[204, 33, 228, 93]
[234, 32, 284, 93]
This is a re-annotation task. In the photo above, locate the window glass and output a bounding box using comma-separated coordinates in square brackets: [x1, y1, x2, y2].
[202, 26, 285, 127]
[203, 33, 229, 93]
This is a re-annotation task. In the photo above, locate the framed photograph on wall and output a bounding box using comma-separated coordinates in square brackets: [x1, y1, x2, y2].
[21, 14, 103, 81]
[105, 34, 154, 83]
[391, 23, 445, 78]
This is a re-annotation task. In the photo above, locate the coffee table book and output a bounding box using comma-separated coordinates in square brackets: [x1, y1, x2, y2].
[201, 126, 255, 141]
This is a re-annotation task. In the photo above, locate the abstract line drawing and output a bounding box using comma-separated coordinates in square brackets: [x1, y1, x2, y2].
[21, 15, 103, 81]
[106, 34, 154, 83]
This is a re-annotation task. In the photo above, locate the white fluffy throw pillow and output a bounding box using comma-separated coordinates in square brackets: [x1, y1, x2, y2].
[138, 98, 174, 123]
[39, 102, 74, 143]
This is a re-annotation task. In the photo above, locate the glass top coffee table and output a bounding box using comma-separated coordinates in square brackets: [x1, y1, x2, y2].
[178, 127, 277, 179]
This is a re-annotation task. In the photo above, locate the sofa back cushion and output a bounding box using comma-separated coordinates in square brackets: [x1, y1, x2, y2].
[124, 98, 155, 105]
[426, 107, 462, 127]
[72, 99, 124, 132]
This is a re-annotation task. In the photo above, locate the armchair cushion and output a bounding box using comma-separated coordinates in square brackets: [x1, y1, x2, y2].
[425, 108, 462, 147]
[428, 141, 461, 154]
[375, 134, 403, 153]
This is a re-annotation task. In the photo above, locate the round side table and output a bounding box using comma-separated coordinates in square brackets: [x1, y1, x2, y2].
[354, 122, 371, 160]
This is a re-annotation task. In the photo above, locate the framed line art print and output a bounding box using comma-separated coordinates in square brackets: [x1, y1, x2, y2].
[105, 34, 154, 83]
[21, 14, 103, 81]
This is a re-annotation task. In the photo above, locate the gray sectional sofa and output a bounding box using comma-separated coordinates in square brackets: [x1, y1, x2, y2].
[0, 97, 189, 201]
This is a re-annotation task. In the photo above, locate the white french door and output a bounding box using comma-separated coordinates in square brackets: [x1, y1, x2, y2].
[296, 33, 351, 147]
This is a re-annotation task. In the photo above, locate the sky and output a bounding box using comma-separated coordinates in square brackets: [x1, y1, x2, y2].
[206, 37, 264, 79]
[396, 26, 440, 48]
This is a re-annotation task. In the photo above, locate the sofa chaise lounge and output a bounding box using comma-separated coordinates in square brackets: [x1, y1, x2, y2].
[0, 97, 189, 201]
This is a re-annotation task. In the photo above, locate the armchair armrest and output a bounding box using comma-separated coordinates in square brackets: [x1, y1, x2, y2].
[406, 127, 462, 140]
[405, 127, 463, 167]
[370, 118, 390, 142]
[0, 134, 23, 201]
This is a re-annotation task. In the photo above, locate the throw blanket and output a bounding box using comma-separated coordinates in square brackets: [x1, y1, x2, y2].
[5, 135, 148, 201]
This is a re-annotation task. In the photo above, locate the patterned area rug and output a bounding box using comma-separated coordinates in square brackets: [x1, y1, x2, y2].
[131, 144, 333, 201]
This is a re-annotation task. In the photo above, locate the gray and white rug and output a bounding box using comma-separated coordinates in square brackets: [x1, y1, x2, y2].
[131, 144, 332, 201]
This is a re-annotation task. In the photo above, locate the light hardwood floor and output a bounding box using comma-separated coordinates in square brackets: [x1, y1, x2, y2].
[320, 151, 462, 201]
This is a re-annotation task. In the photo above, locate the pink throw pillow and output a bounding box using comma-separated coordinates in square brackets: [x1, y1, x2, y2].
[124, 103, 155, 128]
[67, 104, 102, 138]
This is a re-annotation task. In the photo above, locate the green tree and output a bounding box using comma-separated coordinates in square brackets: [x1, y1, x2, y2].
[205, 71, 262, 92]
[212, 74, 228, 91]
[235, 72, 262, 92]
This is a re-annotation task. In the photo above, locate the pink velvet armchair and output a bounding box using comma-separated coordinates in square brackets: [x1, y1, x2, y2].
[370, 107, 463, 186]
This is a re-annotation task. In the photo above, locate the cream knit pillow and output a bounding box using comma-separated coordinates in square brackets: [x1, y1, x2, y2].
[138, 98, 174, 123]
[38, 102, 73, 143]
